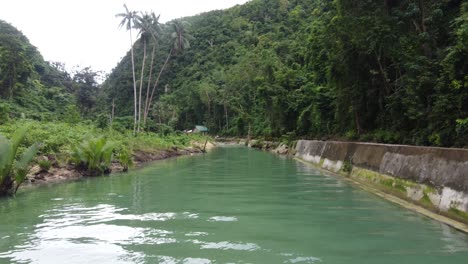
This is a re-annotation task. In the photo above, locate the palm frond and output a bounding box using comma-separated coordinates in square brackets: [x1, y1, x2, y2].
[0, 136, 13, 182]
[71, 137, 116, 175]
[11, 125, 29, 156]
[14, 143, 39, 192]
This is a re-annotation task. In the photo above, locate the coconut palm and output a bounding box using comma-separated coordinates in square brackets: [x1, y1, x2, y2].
[143, 12, 161, 127]
[134, 12, 153, 131]
[143, 19, 194, 126]
[116, 4, 138, 134]
[170, 19, 193, 53]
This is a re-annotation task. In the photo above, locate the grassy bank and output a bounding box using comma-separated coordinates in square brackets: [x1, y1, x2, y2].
[0, 120, 211, 194]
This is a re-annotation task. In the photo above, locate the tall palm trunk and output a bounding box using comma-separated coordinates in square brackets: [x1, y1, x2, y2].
[129, 28, 138, 135]
[143, 43, 156, 127]
[144, 48, 173, 124]
[224, 103, 228, 130]
[137, 40, 147, 132]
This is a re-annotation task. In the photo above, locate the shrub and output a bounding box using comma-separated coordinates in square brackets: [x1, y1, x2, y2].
[345, 130, 358, 141]
[38, 159, 52, 172]
[116, 146, 133, 172]
[112, 116, 133, 133]
[71, 137, 115, 176]
[342, 160, 353, 174]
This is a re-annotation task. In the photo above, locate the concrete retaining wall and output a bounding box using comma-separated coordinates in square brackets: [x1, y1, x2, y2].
[295, 140, 468, 216]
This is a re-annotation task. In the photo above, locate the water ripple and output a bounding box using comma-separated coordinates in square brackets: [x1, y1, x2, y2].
[192, 240, 260, 251]
[207, 216, 238, 222]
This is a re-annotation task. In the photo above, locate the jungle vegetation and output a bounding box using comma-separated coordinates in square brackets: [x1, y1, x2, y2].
[103, 0, 468, 147]
[1, 0, 467, 155]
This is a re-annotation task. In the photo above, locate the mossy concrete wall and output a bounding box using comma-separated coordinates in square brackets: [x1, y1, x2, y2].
[295, 140, 468, 220]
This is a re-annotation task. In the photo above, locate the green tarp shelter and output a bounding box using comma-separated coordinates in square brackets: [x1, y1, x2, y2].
[194, 125, 209, 133]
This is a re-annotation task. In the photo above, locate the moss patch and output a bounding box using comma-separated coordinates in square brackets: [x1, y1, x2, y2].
[318, 158, 325, 167]
[420, 192, 433, 206]
[424, 186, 437, 194]
[446, 208, 468, 224]
[393, 179, 409, 192]
[352, 168, 378, 182]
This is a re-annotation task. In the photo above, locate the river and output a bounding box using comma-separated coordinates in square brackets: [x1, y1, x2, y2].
[0, 146, 467, 263]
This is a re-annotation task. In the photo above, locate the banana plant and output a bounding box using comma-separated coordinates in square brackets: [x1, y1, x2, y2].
[0, 126, 39, 196]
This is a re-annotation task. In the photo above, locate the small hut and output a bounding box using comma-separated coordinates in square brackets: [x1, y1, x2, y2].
[194, 125, 209, 134]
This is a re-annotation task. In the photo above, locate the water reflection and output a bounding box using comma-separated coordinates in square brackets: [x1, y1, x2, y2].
[1, 203, 180, 263]
[0, 201, 324, 263]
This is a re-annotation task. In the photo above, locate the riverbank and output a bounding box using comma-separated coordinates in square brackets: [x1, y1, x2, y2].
[0, 120, 215, 193]
[23, 141, 216, 187]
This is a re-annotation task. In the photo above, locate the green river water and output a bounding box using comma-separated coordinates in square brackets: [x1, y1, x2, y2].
[0, 146, 467, 263]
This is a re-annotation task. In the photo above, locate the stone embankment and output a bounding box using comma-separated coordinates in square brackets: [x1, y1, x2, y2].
[295, 140, 468, 226]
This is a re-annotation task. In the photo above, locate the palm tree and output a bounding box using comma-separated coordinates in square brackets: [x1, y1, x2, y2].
[143, 19, 194, 126]
[134, 12, 154, 132]
[143, 12, 161, 127]
[170, 19, 193, 53]
[116, 4, 138, 134]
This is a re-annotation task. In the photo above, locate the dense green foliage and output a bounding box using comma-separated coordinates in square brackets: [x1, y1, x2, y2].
[103, 0, 467, 147]
[1, 1, 466, 147]
[0, 20, 78, 121]
[0, 120, 208, 159]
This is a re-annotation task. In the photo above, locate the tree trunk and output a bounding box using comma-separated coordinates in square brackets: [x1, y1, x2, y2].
[137, 40, 147, 132]
[129, 28, 138, 135]
[143, 44, 156, 127]
[354, 110, 362, 135]
[144, 48, 173, 123]
[419, 0, 426, 33]
[205, 90, 211, 116]
[224, 103, 228, 130]
[110, 99, 115, 130]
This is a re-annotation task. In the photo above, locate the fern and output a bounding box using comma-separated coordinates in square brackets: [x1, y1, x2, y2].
[14, 143, 39, 193]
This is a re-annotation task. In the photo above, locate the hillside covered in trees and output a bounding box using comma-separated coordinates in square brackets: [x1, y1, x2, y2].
[0, 20, 106, 123]
[1, 0, 467, 148]
[102, 0, 468, 147]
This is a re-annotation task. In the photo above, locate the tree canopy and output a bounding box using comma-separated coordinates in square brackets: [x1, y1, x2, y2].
[1, 0, 467, 147]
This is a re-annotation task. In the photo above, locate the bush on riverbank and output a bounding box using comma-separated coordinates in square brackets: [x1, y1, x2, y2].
[71, 137, 116, 176]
